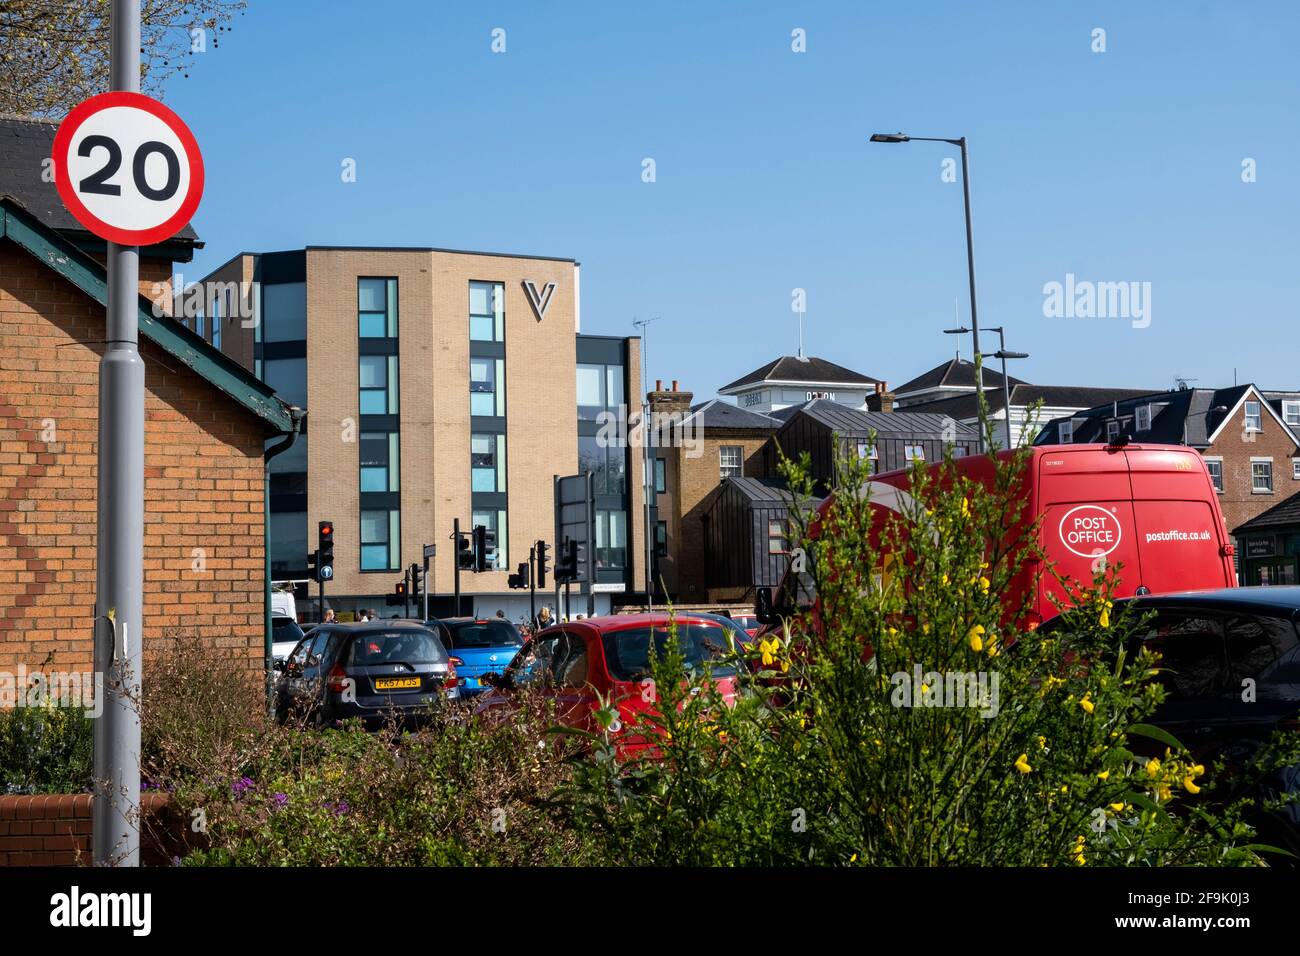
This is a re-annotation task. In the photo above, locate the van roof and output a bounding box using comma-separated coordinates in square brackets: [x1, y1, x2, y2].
[1121, 586, 1300, 616]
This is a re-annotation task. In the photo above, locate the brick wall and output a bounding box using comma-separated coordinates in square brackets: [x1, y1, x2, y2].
[0, 794, 183, 866]
[1204, 400, 1300, 537]
[0, 243, 270, 677]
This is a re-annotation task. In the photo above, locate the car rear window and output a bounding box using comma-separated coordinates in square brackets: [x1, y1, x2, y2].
[601, 624, 737, 682]
[272, 617, 303, 642]
[443, 621, 522, 649]
[347, 630, 446, 666]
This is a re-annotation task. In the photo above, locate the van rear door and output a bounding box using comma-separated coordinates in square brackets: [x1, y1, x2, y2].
[1123, 446, 1235, 594]
[1035, 447, 1143, 616]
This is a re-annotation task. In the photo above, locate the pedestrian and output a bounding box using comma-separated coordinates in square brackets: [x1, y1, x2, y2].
[367, 608, 379, 622]
[495, 609, 505, 619]
[536, 606, 552, 630]
[323, 609, 336, 624]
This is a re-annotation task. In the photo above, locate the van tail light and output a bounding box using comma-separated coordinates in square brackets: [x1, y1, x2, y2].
[326, 664, 349, 693]
[1220, 544, 1236, 557]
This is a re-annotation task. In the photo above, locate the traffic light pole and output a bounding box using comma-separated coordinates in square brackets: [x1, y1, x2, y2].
[453, 517, 462, 617]
[94, 0, 144, 868]
[314, 548, 323, 622]
[528, 544, 537, 628]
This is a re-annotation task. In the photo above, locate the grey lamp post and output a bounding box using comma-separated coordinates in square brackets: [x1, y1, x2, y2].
[872, 131, 985, 452]
[987, 325, 1028, 450]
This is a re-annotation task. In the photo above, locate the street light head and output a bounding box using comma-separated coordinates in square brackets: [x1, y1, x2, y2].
[870, 132, 910, 143]
[943, 326, 970, 335]
[994, 350, 1029, 360]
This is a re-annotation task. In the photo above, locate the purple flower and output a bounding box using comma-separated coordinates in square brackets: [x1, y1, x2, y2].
[171, 855, 182, 867]
[273, 792, 288, 808]
[232, 776, 256, 798]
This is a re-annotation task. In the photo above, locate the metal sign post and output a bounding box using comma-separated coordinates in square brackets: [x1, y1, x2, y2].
[422, 543, 435, 620]
[95, 0, 143, 868]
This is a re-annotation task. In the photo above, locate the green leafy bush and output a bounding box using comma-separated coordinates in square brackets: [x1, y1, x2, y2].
[0, 703, 93, 795]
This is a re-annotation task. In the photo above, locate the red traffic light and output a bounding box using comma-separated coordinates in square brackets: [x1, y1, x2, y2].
[319, 522, 334, 537]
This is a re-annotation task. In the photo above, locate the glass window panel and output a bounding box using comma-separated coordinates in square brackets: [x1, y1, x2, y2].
[470, 315, 494, 341]
[360, 391, 387, 415]
[358, 279, 387, 312]
[264, 358, 307, 409]
[471, 393, 494, 416]
[267, 435, 307, 474]
[359, 355, 387, 388]
[606, 367, 624, 407]
[386, 357, 399, 414]
[263, 282, 307, 342]
[361, 510, 388, 543]
[269, 511, 307, 575]
[361, 544, 388, 570]
[577, 365, 603, 409]
[469, 282, 492, 316]
[359, 312, 387, 338]
[360, 468, 387, 492]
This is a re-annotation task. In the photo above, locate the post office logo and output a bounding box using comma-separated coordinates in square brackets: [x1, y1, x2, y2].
[1058, 504, 1122, 558]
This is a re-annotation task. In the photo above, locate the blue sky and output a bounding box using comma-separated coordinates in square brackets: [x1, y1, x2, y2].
[170, 0, 1300, 399]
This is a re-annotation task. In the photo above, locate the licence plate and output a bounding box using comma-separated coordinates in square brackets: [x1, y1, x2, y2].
[374, 677, 421, 690]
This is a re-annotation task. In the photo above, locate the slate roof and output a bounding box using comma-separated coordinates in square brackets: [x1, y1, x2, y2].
[1033, 385, 1281, 448]
[1235, 489, 1300, 534]
[719, 476, 792, 504]
[719, 355, 881, 393]
[682, 399, 780, 431]
[903, 384, 1156, 420]
[894, 357, 1026, 396]
[0, 114, 200, 248]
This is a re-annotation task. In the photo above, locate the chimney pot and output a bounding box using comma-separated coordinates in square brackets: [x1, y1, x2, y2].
[656, 379, 662, 392]
[671, 379, 678, 391]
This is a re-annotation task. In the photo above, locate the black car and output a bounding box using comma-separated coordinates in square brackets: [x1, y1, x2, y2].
[274, 621, 460, 729]
[1055, 587, 1300, 852]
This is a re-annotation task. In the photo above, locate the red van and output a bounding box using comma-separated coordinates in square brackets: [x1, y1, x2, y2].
[759, 443, 1237, 627]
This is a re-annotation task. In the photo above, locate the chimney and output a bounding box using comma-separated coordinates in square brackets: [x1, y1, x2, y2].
[866, 388, 895, 413]
[648, 378, 694, 416]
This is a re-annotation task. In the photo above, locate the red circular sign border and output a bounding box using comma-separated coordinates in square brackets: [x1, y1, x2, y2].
[51, 91, 204, 247]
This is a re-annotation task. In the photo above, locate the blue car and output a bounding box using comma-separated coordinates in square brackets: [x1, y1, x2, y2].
[426, 617, 524, 695]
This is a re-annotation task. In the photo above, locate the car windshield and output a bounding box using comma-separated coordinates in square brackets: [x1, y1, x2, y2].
[443, 621, 522, 649]
[272, 617, 303, 642]
[601, 624, 737, 681]
[347, 630, 446, 666]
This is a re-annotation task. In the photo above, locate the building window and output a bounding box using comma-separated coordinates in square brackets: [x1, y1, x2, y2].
[596, 510, 628, 570]
[195, 311, 205, 339]
[1206, 458, 1224, 493]
[359, 355, 399, 415]
[470, 357, 505, 417]
[360, 431, 400, 493]
[359, 278, 398, 339]
[767, 518, 787, 555]
[1284, 401, 1300, 427]
[360, 508, 400, 571]
[472, 433, 506, 493]
[1251, 459, 1273, 493]
[577, 435, 626, 495]
[210, 296, 222, 350]
[654, 458, 666, 494]
[469, 281, 504, 342]
[719, 445, 742, 479]
[1293, 458, 1300, 481]
[264, 357, 307, 409]
[1245, 401, 1262, 432]
[655, 520, 667, 558]
[263, 282, 307, 343]
[472, 509, 507, 570]
[577, 363, 625, 421]
[855, 439, 879, 474]
[1059, 420, 1073, 444]
[1106, 420, 1120, 442]
[905, 445, 926, 463]
[268, 511, 306, 578]
[1135, 404, 1151, 432]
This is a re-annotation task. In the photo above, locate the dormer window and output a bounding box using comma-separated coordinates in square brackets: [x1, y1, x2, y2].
[1135, 404, 1151, 432]
[1106, 420, 1121, 442]
[1059, 420, 1073, 444]
[1245, 400, 1262, 432]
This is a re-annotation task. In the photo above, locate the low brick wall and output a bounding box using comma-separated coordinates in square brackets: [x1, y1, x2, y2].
[0, 793, 185, 866]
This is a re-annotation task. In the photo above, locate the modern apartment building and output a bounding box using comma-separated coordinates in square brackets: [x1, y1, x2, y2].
[197, 246, 643, 621]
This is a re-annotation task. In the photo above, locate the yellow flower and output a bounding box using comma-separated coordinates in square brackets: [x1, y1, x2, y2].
[759, 638, 778, 666]
[1191, 764, 1204, 777]
[985, 638, 999, 658]
[960, 497, 970, 518]
[979, 576, 990, 594]
[1036, 735, 1047, 750]
[1183, 776, 1201, 795]
[1014, 753, 1032, 774]
[1108, 802, 1125, 812]
[1155, 784, 1172, 802]
[1097, 770, 1110, 781]
[1145, 758, 1161, 778]
[967, 624, 985, 653]
[1071, 835, 1086, 865]
[1099, 606, 1110, 629]
[1079, 693, 1095, 715]
[941, 573, 950, 586]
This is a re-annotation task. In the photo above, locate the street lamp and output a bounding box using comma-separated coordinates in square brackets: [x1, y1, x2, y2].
[872, 131, 985, 452]
[987, 325, 1028, 450]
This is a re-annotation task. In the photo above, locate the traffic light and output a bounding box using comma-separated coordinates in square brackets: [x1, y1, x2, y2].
[457, 532, 474, 571]
[507, 561, 530, 590]
[409, 562, 423, 597]
[387, 579, 407, 607]
[317, 520, 335, 582]
[534, 540, 549, 589]
[472, 524, 495, 573]
[555, 537, 577, 582]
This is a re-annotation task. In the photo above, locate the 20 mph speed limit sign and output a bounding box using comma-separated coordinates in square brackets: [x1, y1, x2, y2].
[52, 91, 204, 247]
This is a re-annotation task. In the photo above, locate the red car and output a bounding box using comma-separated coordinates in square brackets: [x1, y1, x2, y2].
[473, 613, 740, 748]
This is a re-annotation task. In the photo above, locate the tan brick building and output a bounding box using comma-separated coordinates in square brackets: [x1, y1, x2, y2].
[0, 192, 293, 677]
[198, 247, 644, 621]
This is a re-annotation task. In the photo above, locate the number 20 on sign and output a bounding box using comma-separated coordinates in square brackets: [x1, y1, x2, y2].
[51, 91, 204, 247]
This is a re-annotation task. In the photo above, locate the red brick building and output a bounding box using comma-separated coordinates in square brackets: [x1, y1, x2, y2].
[0, 116, 294, 681]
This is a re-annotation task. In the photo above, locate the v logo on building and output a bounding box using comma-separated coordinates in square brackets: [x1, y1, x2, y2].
[522, 280, 556, 321]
